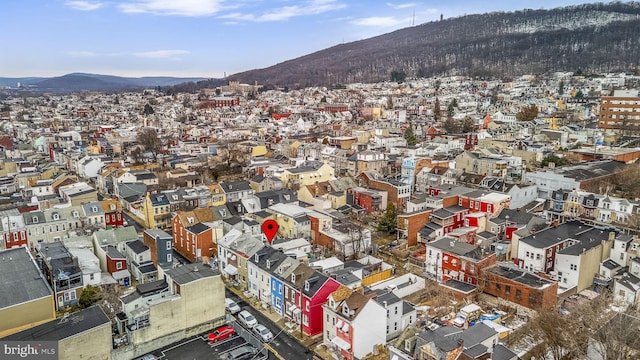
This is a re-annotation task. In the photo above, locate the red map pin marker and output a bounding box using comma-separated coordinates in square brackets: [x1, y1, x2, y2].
[262, 219, 279, 244]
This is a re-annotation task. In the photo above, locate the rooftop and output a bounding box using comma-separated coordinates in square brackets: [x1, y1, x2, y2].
[3, 305, 110, 341]
[0, 247, 53, 309]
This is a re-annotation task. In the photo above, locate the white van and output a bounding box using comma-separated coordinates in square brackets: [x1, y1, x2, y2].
[225, 298, 241, 314]
[453, 304, 482, 327]
[237, 310, 258, 328]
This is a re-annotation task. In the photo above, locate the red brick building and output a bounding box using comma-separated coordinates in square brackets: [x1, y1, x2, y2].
[172, 210, 215, 263]
[3, 229, 27, 249]
[197, 96, 240, 109]
[426, 237, 496, 285]
[322, 104, 348, 113]
[479, 264, 558, 309]
[397, 210, 432, 247]
[347, 187, 386, 214]
[101, 199, 124, 228]
[356, 172, 411, 207]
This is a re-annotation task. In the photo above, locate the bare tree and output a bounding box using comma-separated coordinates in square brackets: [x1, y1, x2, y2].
[136, 128, 162, 162]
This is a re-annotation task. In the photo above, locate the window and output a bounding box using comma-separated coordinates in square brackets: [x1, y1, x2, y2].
[64, 291, 77, 302]
[570, 264, 577, 271]
[515, 289, 522, 300]
[167, 254, 172, 262]
[505, 285, 511, 295]
[33, 216, 38, 223]
[116, 262, 123, 270]
[495, 283, 501, 291]
[166, 241, 172, 250]
[303, 314, 309, 326]
[53, 213, 59, 220]
[306, 301, 310, 312]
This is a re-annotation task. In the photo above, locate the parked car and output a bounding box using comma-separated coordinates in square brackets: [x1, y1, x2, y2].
[133, 355, 157, 360]
[237, 310, 258, 328]
[220, 345, 259, 360]
[225, 298, 241, 314]
[207, 324, 235, 343]
[252, 324, 273, 342]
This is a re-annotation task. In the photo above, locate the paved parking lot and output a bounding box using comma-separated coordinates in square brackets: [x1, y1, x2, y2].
[153, 323, 269, 360]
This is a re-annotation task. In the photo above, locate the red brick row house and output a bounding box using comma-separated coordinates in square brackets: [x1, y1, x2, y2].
[425, 237, 497, 285]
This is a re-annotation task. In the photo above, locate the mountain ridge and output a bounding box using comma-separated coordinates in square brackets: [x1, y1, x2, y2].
[0, 73, 209, 92]
[226, 2, 640, 87]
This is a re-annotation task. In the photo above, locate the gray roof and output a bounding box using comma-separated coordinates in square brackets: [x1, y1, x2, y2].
[0, 247, 52, 309]
[144, 229, 172, 240]
[186, 222, 210, 234]
[428, 237, 483, 259]
[492, 344, 518, 360]
[455, 322, 497, 348]
[487, 263, 554, 288]
[165, 263, 219, 285]
[558, 229, 612, 256]
[554, 160, 626, 182]
[127, 240, 149, 255]
[3, 305, 110, 341]
[519, 221, 591, 248]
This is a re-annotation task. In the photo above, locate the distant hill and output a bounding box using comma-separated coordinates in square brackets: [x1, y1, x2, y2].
[228, 2, 640, 87]
[0, 73, 208, 92]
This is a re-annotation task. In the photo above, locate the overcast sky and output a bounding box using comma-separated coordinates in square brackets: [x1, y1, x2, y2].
[0, 0, 629, 78]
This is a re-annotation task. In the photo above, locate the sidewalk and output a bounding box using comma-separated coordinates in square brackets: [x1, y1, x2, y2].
[226, 283, 325, 356]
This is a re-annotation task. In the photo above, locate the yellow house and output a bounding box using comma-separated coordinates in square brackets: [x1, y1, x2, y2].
[143, 192, 172, 229]
[280, 163, 335, 188]
[251, 145, 268, 157]
[208, 184, 226, 206]
[544, 116, 560, 130]
[0, 160, 18, 177]
[86, 143, 102, 155]
[328, 192, 346, 209]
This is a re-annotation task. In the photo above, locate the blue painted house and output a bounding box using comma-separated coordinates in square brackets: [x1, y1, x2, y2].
[270, 257, 300, 315]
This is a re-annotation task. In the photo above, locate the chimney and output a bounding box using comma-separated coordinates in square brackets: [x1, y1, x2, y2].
[609, 231, 616, 242]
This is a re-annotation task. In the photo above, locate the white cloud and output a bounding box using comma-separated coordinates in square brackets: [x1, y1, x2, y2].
[118, 0, 224, 16]
[133, 50, 190, 58]
[386, 2, 421, 10]
[220, 0, 346, 22]
[68, 51, 97, 57]
[350, 16, 409, 27]
[65, 1, 104, 11]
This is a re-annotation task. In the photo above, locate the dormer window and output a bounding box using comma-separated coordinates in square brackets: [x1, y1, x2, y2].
[73, 211, 79, 218]
[110, 204, 116, 211]
[92, 206, 98, 213]
[291, 273, 296, 283]
[254, 254, 259, 262]
[266, 260, 271, 269]
[52, 213, 60, 221]
[32, 216, 38, 223]
[304, 281, 310, 291]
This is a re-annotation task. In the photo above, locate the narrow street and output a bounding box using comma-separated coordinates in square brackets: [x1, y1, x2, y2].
[225, 288, 316, 360]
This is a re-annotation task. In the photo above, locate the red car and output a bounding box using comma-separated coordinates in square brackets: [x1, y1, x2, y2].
[208, 324, 235, 343]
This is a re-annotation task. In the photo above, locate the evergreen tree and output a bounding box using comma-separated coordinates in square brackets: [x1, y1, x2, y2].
[143, 103, 154, 115]
[377, 203, 397, 233]
[404, 125, 419, 146]
[433, 98, 441, 120]
[558, 80, 565, 95]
